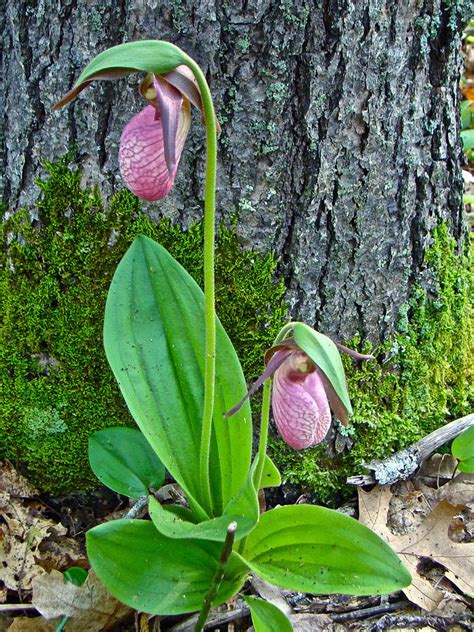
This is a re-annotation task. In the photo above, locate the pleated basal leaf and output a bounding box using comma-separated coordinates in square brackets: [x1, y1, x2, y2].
[241, 505, 411, 595]
[148, 496, 256, 542]
[148, 457, 259, 541]
[452, 425, 474, 473]
[259, 455, 282, 489]
[103, 236, 252, 518]
[87, 519, 248, 615]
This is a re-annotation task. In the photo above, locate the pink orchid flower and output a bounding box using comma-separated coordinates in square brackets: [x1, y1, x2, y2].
[227, 338, 372, 450]
[119, 74, 191, 201]
[270, 348, 331, 449]
[55, 64, 214, 202]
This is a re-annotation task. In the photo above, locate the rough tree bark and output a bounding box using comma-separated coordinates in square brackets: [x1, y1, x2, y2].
[1, 0, 469, 344]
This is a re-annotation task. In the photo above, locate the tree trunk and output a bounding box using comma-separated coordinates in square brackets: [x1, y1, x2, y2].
[2, 0, 468, 343]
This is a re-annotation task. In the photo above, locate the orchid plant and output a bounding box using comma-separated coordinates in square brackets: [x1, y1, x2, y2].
[56, 41, 411, 630]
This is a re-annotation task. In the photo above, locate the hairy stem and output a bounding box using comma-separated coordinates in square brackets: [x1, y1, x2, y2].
[254, 379, 272, 491]
[183, 56, 218, 514]
[254, 321, 296, 490]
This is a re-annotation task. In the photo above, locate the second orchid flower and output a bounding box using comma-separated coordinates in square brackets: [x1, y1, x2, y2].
[227, 323, 373, 450]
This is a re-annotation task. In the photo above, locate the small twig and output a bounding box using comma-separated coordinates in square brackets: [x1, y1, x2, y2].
[0, 604, 37, 612]
[169, 605, 250, 631]
[347, 413, 474, 486]
[330, 599, 411, 622]
[124, 495, 148, 519]
[250, 575, 293, 616]
[368, 613, 473, 631]
[194, 522, 237, 632]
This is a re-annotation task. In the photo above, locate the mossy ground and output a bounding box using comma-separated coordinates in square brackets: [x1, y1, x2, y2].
[0, 158, 287, 494]
[269, 223, 473, 504]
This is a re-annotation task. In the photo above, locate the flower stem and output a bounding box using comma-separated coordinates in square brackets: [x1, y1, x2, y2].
[274, 321, 297, 343]
[183, 56, 217, 514]
[254, 378, 272, 491]
[194, 522, 237, 632]
[254, 321, 296, 491]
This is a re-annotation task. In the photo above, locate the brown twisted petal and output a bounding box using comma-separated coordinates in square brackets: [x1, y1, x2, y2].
[53, 68, 134, 109]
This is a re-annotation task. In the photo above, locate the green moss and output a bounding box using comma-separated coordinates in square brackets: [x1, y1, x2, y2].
[0, 158, 286, 494]
[269, 222, 473, 504]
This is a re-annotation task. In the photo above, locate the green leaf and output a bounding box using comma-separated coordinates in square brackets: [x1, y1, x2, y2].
[77, 41, 185, 82]
[63, 567, 88, 587]
[461, 128, 474, 151]
[87, 519, 248, 615]
[103, 236, 252, 518]
[224, 460, 259, 522]
[148, 496, 256, 542]
[463, 194, 474, 205]
[259, 455, 282, 489]
[458, 457, 474, 472]
[292, 322, 352, 421]
[88, 427, 165, 498]
[452, 425, 474, 473]
[241, 505, 411, 595]
[148, 459, 259, 541]
[243, 596, 293, 632]
[55, 41, 187, 108]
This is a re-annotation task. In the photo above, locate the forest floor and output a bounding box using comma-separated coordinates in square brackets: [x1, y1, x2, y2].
[0, 448, 473, 631]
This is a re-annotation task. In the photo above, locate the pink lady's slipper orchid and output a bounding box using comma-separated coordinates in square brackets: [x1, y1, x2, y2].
[269, 348, 331, 449]
[54, 62, 212, 202]
[227, 337, 373, 450]
[119, 74, 191, 201]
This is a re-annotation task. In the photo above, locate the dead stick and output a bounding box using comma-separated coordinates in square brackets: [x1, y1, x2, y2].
[347, 413, 474, 486]
[0, 604, 37, 612]
[369, 613, 473, 631]
[330, 599, 411, 621]
[250, 575, 293, 616]
[124, 495, 148, 519]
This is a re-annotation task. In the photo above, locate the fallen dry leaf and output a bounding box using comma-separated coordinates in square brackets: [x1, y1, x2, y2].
[0, 462, 39, 498]
[1, 498, 66, 591]
[414, 453, 474, 511]
[7, 617, 58, 631]
[417, 454, 459, 482]
[436, 472, 474, 510]
[32, 569, 132, 630]
[0, 494, 86, 591]
[358, 486, 474, 611]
